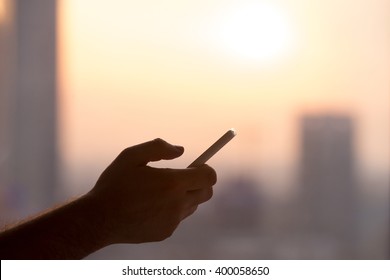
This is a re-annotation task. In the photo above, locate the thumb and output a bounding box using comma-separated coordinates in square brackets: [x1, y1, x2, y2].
[120, 138, 184, 166]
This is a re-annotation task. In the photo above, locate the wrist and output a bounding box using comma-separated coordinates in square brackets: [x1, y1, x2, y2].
[81, 191, 116, 248]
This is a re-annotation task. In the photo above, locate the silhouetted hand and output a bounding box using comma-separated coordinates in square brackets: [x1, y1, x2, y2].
[89, 138, 217, 244]
[0, 138, 217, 259]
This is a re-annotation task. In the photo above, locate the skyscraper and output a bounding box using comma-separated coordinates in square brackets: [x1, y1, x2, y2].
[0, 0, 57, 218]
[298, 114, 357, 258]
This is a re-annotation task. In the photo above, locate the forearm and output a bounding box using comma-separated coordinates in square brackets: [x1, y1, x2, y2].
[0, 193, 111, 259]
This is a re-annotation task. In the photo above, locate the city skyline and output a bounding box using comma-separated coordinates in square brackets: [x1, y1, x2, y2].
[87, 112, 388, 259]
[58, 0, 389, 192]
[0, 0, 388, 259]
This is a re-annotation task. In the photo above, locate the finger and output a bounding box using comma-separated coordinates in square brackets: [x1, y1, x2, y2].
[120, 138, 184, 166]
[167, 165, 217, 191]
[187, 187, 213, 205]
[181, 205, 198, 220]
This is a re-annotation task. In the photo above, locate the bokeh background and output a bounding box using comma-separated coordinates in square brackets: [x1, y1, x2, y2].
[0, 0, 389, 259]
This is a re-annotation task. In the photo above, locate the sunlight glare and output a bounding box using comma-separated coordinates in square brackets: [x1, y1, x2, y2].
[0, 0, 6, 23]
[215, 2, 294, 63]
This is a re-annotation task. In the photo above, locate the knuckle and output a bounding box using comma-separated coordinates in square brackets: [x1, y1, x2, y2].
[119, 147, 132, 158]
[152, 138, 166, 148]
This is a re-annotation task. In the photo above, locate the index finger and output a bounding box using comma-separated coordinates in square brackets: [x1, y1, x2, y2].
[168, 165, 217, 191]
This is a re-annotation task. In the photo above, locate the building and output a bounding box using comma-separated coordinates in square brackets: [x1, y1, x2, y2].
[0, 0, 58, 218]
[213, 175, 262, 231]
[298, 114, 358, 258]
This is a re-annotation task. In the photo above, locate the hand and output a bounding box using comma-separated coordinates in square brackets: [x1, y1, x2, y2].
[89, 138, 217, 244]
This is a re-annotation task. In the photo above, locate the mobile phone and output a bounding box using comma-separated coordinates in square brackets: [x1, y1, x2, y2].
[187, 129, 237, 168]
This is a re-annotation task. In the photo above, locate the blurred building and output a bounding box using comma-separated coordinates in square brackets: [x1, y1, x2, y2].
[0, 0, 57, 218]
[214, 176, 262, 231]
[298, 114, 358, 258]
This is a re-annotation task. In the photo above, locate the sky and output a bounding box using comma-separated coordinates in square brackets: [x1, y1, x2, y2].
[58, 0, 389, 195]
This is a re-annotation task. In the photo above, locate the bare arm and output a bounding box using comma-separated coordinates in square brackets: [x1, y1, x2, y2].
[0, 138, 217, 259]
[0, 194, 108, 259]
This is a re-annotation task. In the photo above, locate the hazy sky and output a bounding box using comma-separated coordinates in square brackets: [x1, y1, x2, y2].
[58, 0, 389, 193]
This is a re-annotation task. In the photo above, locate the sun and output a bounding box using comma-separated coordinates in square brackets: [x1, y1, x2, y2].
[214, 2, 294, 63]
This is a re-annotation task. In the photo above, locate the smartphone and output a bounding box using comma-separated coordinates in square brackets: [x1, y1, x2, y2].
[188, 129, 237, 168]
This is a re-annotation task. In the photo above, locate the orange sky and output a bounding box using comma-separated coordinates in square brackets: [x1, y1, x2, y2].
[58, 0, 389, 194]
